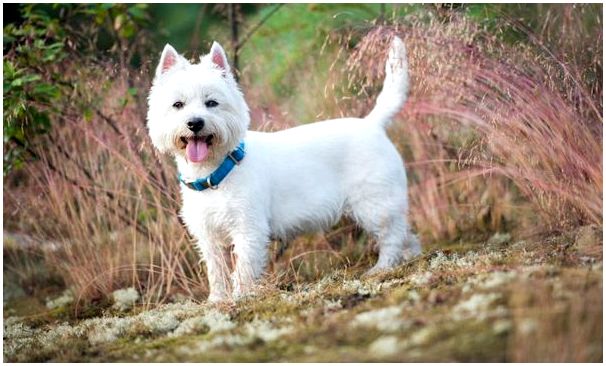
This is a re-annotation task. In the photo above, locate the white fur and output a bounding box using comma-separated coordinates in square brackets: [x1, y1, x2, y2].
[147, 37, 421, 302]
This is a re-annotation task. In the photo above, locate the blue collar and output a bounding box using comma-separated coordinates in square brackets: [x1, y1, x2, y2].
[179, 141, 246, 191]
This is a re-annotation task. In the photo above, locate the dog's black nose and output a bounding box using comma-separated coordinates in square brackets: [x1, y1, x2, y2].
[187, 118, 205, 133]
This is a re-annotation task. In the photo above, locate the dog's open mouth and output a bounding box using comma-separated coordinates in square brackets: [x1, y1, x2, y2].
[180, 135, 214, 163]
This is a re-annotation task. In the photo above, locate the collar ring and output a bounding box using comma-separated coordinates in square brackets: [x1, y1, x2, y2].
[206, 176, 218, 190]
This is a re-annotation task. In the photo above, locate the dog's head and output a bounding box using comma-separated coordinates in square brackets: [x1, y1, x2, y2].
[147, 42, 250, 166]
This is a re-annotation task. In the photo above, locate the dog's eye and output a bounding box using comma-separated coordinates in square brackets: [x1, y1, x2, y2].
[172, 101, 184, 109]
[205, 100, 219, 108]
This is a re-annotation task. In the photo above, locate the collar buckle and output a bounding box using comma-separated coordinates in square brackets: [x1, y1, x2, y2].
[206, 176, 218, 190]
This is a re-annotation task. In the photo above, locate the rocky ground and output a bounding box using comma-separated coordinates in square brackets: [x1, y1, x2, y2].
[3, 227, 603, 362]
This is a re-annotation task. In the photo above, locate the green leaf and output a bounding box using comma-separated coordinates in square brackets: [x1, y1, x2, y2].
[10, 78, 24, 87]
[119, 22, 135, 39]
[127, 6, 146, 20]
[33, 83, 60, 99]
[11, 74, 41, 87]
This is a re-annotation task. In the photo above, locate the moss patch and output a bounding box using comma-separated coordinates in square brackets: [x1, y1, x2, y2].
[4, 232, 602, 362]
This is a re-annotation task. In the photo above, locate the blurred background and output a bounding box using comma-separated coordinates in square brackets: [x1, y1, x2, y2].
[3, 3, 602, 309]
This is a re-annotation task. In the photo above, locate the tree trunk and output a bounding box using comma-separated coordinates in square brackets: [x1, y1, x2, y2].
[228, 4, 240, 81]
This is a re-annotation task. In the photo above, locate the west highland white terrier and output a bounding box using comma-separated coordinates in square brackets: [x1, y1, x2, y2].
[147, 37, 421, 302]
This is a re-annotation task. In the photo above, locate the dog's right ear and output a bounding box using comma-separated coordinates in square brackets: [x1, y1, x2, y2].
[156, 44, 184, 78]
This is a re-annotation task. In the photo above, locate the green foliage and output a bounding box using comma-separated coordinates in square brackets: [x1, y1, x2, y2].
[241, 4, 415, 97]
[83, 3, 151, 45]
[3, 5, 67, 175]
[3, 4, 152, 175]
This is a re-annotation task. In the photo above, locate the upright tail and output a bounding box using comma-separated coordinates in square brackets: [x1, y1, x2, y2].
[366, 36, 409, 128]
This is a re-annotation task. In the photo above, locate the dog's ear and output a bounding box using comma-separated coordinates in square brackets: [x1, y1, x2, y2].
[156, 44, 184, 78]
[209, 41, 231, 75]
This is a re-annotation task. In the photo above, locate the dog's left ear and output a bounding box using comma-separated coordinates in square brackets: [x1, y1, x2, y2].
[208, 41, 231, 75]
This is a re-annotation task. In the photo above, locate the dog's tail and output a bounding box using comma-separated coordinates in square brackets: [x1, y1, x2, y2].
[365, 36, 409, 128]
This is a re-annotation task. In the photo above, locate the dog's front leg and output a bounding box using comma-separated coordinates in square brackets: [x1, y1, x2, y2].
[231, 233, 269, 300]
[199, 240, 232, 303]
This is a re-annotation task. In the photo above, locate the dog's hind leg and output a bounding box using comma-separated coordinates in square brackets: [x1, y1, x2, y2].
[370, 219, 421, 275]
[350, 194, 421, 275]
[368, 216, 420, 275]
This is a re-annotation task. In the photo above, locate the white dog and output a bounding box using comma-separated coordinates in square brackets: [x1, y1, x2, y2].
[147, 37, 421, 302]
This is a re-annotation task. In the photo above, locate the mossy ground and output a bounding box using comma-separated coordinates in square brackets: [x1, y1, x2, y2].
[4, 228, 602, 362]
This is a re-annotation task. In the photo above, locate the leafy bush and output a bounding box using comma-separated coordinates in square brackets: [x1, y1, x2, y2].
[3, 5, 66, 175]
[3, 4, 152, 175]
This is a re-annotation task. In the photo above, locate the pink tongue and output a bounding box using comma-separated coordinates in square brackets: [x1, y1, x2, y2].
[186, 140, 209, 163]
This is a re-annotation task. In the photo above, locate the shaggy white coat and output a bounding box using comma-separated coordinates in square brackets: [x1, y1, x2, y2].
[147, 37, 421, 302]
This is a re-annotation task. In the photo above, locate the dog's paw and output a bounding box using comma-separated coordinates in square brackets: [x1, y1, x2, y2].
[364, 249, 422, 278]
[207, 292, 232, 305]
[363, 264, 393, 278]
